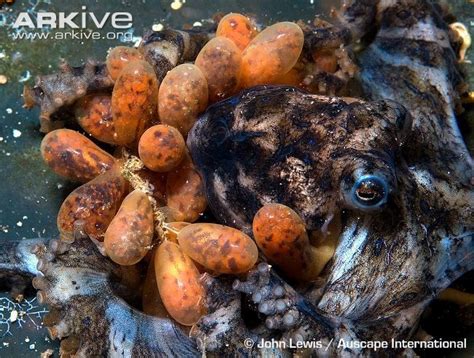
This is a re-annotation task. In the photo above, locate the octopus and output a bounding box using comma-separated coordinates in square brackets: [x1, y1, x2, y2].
[2, 0, 472, 356]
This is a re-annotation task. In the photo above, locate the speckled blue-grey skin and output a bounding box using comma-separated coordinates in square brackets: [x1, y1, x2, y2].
[0, 239, 41, 298]
[188, 0, 473, 355]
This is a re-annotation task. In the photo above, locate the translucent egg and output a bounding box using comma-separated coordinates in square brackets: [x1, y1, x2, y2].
[195, 37, 242, 102]
[111, 60, 159, 145]
[158, 64, 208, 136]
[106, 46, 144, 81]
[41, 129, 115, 183]
[216, 13, 257, 51]
[104, 190, 154, 265]
[138, 124, 186, 172]
[57, 163, 128, 242]
[154, 241, 207, 326]
[75, 94, 117, 145]
[252, 203, 319, 281]
[240, 22, 304, 88]
[177, 223, 258, 274]
[166, 156, 207, 222]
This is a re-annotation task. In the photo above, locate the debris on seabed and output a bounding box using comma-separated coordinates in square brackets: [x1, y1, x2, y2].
[9, 310, 18, 323]
[152, 23, 164, 32]
[171, 0, 183, 11]
[41, 349, 54, 358]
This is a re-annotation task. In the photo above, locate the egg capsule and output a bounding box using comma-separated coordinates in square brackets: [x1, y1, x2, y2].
[166, 156, 207, 222]
[177, 223, 258, 274]
[158, 64, 208, 136]
[240, 22, 304, 88]
[111, 60, 159, 145]
[57, 163, 128, 242]
[106, 46, 144, 81]
[104, 190, 154, 266]
[142, 250, 170, 318]
[41, 129, 115, 183]
[195, 37, 242, 102]
[154, 241, 207, 326]
[216, 13, 257, 51]
[138, 124, 186, 172]
[164, 222, 191, 243]
[252, 203, 320, 281]
[75, 94, 117, 145]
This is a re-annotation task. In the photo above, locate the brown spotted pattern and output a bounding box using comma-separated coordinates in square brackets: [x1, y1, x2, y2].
[158, 64, 208, 136]
[57, 163, 128, 242]
[195, 37, 242, 102]
[75, 94, 117, 145]
[104, 190, 154, 266]
[253, 203, 320, 281]
[111, 60, 159, 145]
[177, 223, 258, 274]
[138, 124, 186, 172]
[41, 129, 115, 183]
[154, 241, 207, 326]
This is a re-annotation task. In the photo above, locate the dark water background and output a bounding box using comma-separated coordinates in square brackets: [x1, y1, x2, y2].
[0, 0, 472, 356]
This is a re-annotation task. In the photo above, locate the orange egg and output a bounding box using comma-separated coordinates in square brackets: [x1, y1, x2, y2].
[177, 223, 258, 274]
[57, 163, 128, 242]
[111, 60, 159, 145]
[104, 190, 154, 265]
[106, 46, 144, 81]
[164, 222, 191, 243]
[158, 64, 208, 136]
[41, 129, 115, 183]
[142, 250, 170, 318]
[154, 241, 207, 326]
[166, 156, 207, 222]
[240, 22, 304, 88]
[138, 124, 186, 172]
[253, 203, 320, 281]
[195, 37, 242, 102]
[216, 13, 257, 51]
[75, 94, 117, 145]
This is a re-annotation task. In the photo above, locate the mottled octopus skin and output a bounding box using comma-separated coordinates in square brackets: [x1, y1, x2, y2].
[189, 86, 410, 233]
[139, 28, 211, 82]
[23, 61, 114, 133]
[26, 237, 198, 357]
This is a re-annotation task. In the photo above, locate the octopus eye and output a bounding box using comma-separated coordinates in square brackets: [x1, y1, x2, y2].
[351, 175, 388, 209]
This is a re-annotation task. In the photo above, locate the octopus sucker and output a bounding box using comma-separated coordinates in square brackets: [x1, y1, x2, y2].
[2, 0, 471, 356]
[32, 236, 199, 357]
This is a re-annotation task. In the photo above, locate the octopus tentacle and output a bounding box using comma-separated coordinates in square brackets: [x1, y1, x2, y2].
[0, 238, 44, 298]
[23, 60, 114, 133]
[139, 28, 211, 82]
[33, 236, 199, 357]
[234, 263, 333, 338]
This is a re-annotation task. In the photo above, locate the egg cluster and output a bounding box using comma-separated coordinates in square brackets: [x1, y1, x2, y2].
[39, 13, 332, 327]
